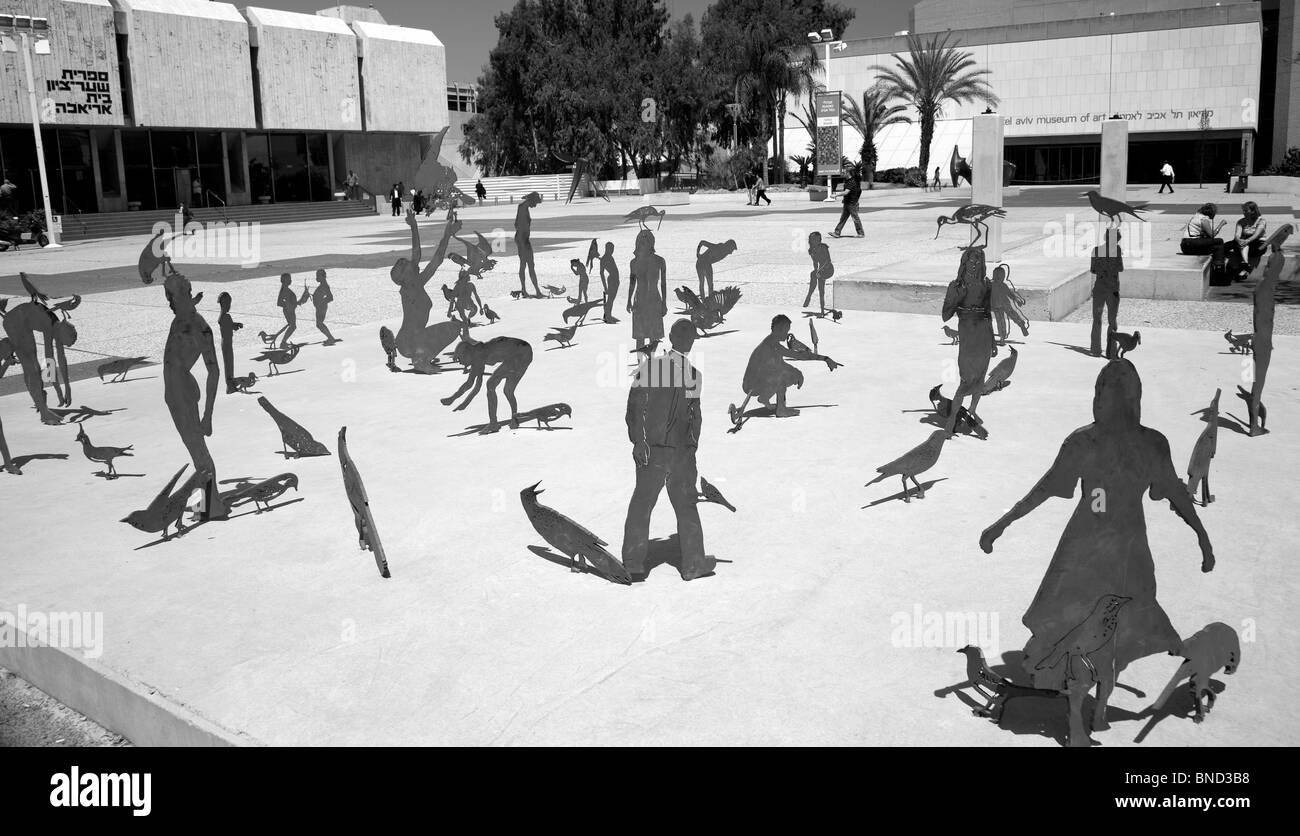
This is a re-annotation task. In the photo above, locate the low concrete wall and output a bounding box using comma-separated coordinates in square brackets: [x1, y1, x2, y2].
[832, 270, 1092, 321]
[0, 611, 250, 747]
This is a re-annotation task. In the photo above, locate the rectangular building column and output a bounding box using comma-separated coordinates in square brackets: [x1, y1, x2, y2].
[1101, 119, 1129, 204]
[972, 112, 1004, 260]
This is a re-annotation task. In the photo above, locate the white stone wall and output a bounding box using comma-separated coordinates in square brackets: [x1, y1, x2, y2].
[245, 7, 361, 132]
[112, 0, 256, 129]
[0, 0, 121, 127]
[352, 20, 447, 134]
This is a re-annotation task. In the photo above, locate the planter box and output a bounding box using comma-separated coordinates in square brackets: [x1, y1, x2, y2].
[808, 187, 828, 201]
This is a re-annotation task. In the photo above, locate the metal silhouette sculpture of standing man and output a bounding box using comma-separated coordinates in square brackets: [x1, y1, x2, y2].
[623, 319, 715, 582]
[1089, 228, 1123, 357]
[274, 273, 309, 347]
[515, 191, 543, 298]
[163, 272, 229, 522]
[599, 242, 620, 324]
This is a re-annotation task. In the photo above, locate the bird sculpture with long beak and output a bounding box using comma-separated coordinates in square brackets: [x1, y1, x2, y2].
[935, 204, 1006, 248]
[625, 206, 666, 231]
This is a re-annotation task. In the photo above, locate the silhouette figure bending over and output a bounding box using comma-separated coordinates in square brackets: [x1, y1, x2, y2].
[695, 239, 737, 298]
[1, 300, 76, 424]
[441, 331, 533, 430]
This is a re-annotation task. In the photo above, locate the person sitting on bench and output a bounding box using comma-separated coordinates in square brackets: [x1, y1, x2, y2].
[1179, 203, 1225, 268]
[1223, 201, 1268, 281]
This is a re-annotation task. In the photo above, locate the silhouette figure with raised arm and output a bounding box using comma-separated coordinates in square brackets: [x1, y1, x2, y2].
[941, 247, 994, 437]
[695, 239, 737, 298]
[163, 272, 229, 522]
[217, 292, 244, 393]
[979, 360, 1215, 747]
[441, 328, 533, 431]
[274, 273, 309, 347]
[627, 229, 667, 351]
[311, 269, 337, 345]
[515, 191, 543, 298]
[624, 319, 714, 582]
[380, 209, 463, 373]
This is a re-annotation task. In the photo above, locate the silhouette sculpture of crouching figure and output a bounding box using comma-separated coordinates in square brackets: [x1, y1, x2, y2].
[441, 332, 533, 430]
[623, 319, 715, 582]
[2, 300, 75, 424]
[163, 273, 228, 521]
[979, 360, 1215, 747]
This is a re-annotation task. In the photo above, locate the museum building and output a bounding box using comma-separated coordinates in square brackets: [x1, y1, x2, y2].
[0, 0, 451, 215]
[810, 0, 1300, 183]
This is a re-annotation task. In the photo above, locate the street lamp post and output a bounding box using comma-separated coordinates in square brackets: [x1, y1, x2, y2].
[808, 29, 844, 202]
[1, 14, 61, 247]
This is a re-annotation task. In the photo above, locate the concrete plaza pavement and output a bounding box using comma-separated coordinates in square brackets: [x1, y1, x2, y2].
[1, 187, 1297, 745]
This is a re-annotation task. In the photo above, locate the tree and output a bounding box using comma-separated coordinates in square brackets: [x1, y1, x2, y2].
[841, 84, 911, 189]
[870, 32, 998, 180]
[702, 0, 855, 185]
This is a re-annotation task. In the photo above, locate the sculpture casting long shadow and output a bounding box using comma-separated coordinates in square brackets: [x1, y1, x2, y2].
[450, 403, 572, 437]
[861, 478, 948, 509]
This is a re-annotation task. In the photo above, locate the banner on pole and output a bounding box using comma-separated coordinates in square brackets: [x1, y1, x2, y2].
[815, 92, 843, 176]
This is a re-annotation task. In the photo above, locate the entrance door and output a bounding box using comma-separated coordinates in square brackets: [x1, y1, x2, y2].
[173, 168, 192, 208]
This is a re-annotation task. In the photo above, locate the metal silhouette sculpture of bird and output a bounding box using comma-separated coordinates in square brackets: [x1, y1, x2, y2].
[935, 204, 1006, 247]
[809, 320, 819, 355]
[339, 427, 390, 579]
[698, 477, 736, 512]
[121, 465, 208, 541]
[562, 299, 602, 323]
[230, 372, 258, 393]
[675, 286, 702, 310]
[1084, 190, 1146, 225]
[257, 330, 280, 347]
[954, 646, 1061, 723]
[515, 402, 573, 430]
[929, 385, 986, 439]
[224, 473, 299, 513]
[257, 397, 331, 458]
[19, 272, 48, 304]
[1034, 594, 1132, 683]
[252, 342, 300, 376]
[942, 325, 960, 344]
[0, 297, 8, 317]
[1223, 330, 1252, 355]
[545, 321, 580, 349]
[543, 284, 567, 299]
[520, 481, 631, 584]
[98, 356, 149, 384]
[440, 284, 456, 304]
[447, 232, 497, 276]
[980, 346, 1018, 395]
[483, 304, 501, 324]
[1108, 328, 1141, 359]
[585, 238, 600, 271]
[865, 430, 947, 503]
[625, 205, 666, 231]
[75, 425, 133, 479]
[630, 340, 660, 358]
[1186, 388, 1221, 506]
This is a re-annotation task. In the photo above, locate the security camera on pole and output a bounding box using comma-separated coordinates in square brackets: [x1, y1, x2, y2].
[0, 14, 60, 247]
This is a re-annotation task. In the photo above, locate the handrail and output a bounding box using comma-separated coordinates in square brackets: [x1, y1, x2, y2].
[59, 195, 88, 234]
[204, 189, 230, 223]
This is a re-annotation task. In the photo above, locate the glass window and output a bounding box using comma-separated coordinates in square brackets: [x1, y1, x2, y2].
[270, 133, 308, 202]
[227, 131, 246, 194]
[247, 133, 271, 202]
[96, 129, 119, 197]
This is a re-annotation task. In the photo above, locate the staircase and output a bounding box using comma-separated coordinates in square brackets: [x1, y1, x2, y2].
[59, 200, 376, 242]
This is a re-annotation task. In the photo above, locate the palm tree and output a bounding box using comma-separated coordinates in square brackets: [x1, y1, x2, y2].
[789, 154, 813, 186]
[842, 85, 911, 190]
[870, 32, 999, 180]
[734, 22, 820, 186]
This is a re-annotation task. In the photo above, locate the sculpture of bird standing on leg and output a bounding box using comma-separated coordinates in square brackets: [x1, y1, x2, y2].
[520, 481, 631, 584]
[865, 430, 947, 503]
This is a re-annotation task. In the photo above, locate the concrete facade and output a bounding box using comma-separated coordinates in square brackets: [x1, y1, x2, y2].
[246, 7, 362, 132]
[112, 0, 257, 130]
[0, 0, 120, 127]
[352, 20, 447, 134]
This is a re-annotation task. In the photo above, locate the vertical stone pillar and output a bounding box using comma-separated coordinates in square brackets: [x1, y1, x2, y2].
[1101, 119, 1129, 204]
[972, 112, 1004, 260]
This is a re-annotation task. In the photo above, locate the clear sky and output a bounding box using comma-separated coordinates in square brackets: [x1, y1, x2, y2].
[260, 1, 917, 82]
